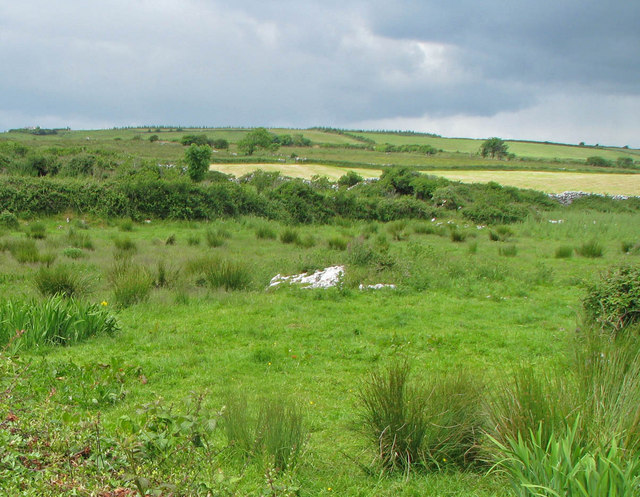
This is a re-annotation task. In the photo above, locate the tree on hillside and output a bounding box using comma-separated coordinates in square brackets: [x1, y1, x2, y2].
[184, 144, 211, 182]
[480, 137, 509, 159]
[237, 128, 279, 156]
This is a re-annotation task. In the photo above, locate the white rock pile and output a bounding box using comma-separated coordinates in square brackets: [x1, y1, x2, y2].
[269, 265, 345, 289]
[269, 266, 396, 291]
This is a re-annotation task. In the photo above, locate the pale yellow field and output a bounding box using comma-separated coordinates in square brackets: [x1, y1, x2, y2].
[426, 170, 640, 195]
[210, 163, 380, 180]
[210, 163, 640, 195]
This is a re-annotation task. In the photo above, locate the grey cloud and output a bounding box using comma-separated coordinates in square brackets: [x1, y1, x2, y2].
[366, 0, 640, 92]
[0, 0, 637, 140]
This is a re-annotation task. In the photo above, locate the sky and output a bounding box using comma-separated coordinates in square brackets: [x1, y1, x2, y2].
[1, 0, 638, 147]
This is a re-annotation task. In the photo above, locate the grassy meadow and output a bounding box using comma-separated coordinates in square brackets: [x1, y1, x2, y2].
[2, 126, 640, 495]
[2, 207, 640, 495]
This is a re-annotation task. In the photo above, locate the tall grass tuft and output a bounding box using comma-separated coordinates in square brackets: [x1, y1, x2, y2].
[387, 220, 408, 241]
[187, 234, 201, 246]
[327, 236, 348, 251]
[359, 362, 484, 473]
[67, 227, 94, 250]
[188, 256, 252, 291]
[205, 259, 252, 291]
[28, 222, 46, 239]
[33, 265, 92, 298]
[113, 236, 137, 253]
[280, 228, 299, 245]
[255, 224, 277, 240]
[573, 329, 640, 453]
[295, 234, 316, 248]
[109, 259, 153, 308]
[223, 394, 306, 472]
[486, 367, 574, 452]
[4, 238, 40, 263]
[576, 239, 604, 258]
[0, 295, 119, 353]
[499, 244, 518, 257]
[205, 228, 226, 248]
[554, 245, 573, 258]
[450, 229, 467, 243]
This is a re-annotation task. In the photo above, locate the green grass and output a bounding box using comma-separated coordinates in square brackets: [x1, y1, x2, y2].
[0, 210, 639, 495]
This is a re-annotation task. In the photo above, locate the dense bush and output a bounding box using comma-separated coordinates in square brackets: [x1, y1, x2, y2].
[586, 156, 612, 167]
[180, 134, 212, 146]
[583, 265, 640, 333]
[60, 154, 97, 177]
[0, 210, 19, 230]
[378, 166, 419, 195]
[463, 202, 530, 224]
[337, 170, 364, 188]
[269, 180, 332, 224]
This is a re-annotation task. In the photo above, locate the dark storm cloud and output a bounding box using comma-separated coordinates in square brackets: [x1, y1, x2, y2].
[365, 0, 640, 92]
[0, 0, 638, 145]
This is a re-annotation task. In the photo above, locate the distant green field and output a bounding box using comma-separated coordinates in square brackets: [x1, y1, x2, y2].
[353, 131, 638, 162]
[2, 127, 639, 173]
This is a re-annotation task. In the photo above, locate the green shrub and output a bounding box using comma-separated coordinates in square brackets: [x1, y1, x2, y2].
[62, 247, 85, 259]
[0, 210, 19, 230]
[555, 245, 573, 258]
[28, 222, 46, 239]
[327, 236, 348, 251]
[337, 170, 364, 188]
[576, 239, 604, 258]
[583, 265, 640, 333]
[33, 265, 91, 298]
[586, 156, 612, 167]
[359, 362, 484, 472]
[463, 203, 529, 225]
[280, 228, 299, 244]
[223, 394, 306, 472]
[0, 295, 118, 353]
